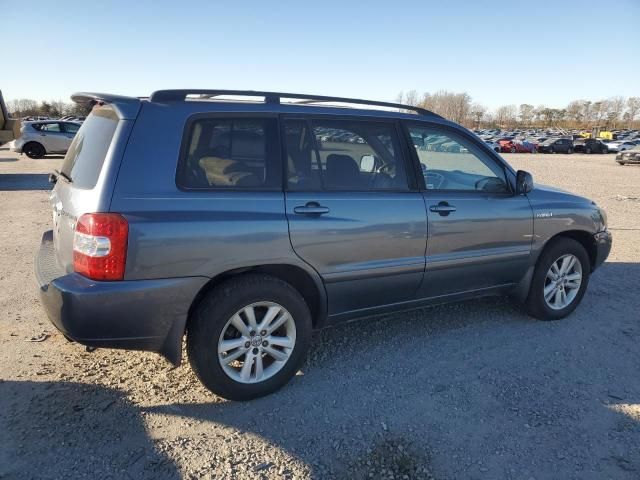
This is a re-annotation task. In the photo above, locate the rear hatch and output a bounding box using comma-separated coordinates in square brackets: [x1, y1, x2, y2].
[50, 97, 139, 273]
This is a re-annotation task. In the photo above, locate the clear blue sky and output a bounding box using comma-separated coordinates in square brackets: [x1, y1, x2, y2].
[2, 0, 638, 109]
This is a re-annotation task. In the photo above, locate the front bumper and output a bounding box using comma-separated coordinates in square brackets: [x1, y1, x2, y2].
[593, 230, 612, 270]
[35, 230, 207, 364]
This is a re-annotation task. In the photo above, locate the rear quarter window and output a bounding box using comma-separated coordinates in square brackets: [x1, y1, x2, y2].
[60, 108, 119, 189]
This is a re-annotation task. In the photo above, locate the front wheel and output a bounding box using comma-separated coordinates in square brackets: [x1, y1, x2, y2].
[525, 237, 590, 320]
[187, 274, 312, 401]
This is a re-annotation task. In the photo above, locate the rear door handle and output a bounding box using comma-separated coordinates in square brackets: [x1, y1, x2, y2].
[294, 202, 330, 215]
[429, 202, 457, 216]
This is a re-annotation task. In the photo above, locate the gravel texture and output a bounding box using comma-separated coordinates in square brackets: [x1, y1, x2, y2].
[1, 149, 639, 479]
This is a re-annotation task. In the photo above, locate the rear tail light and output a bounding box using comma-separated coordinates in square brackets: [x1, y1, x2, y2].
[73, 213, 128, 280]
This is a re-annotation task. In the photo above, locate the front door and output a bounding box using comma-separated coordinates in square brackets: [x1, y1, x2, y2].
[404, 123, 533, 299]
[283, 118, 427, 318]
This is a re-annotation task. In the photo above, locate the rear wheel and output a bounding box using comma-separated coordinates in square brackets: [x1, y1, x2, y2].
[187, 274, 312, 401]
[525, 237, 590, 320]
[23, 142, 46, 159]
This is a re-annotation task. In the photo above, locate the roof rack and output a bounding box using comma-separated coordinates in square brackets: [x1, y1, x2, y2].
[149, 89, 441, 118]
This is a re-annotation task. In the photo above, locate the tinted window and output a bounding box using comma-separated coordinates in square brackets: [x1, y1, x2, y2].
[178, 117, 280, 189]
[60, 108, 119, 189]
[62, 123, 80, 134]
[407, 125, 509, 193]
[285, 119, 408, 191]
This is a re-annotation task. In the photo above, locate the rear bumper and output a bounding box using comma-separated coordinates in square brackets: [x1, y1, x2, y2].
[593, 230, 612, 271]
[35, 230, 207, 364]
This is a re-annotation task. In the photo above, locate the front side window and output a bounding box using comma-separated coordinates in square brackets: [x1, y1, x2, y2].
[178, 117, 280, 189]
[285, 119, 408, 191]
[406, 125, 509, 193]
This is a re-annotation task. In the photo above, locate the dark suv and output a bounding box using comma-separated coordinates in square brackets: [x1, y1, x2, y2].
[538, 138, 574, 154]
[35, 90, 612, 400]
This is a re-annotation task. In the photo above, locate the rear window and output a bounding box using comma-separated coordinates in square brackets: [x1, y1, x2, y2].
[177, 117, 280, 189]
[60, 108, 119, 189]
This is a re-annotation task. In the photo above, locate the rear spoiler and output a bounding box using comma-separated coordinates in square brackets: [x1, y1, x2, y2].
[71, 92, 141, 120]
[0, 90, 21, 145]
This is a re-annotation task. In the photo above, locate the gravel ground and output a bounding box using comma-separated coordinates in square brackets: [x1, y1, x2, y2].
[1, 148, 639, 480]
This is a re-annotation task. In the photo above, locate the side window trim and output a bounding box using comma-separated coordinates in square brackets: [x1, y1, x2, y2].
[281, 114, 417, 193]
[175, 112, 283, 192]
[401, 121, 515, 195]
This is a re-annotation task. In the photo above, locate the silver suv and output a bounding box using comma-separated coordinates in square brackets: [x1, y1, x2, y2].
[35, 90, 612, 400]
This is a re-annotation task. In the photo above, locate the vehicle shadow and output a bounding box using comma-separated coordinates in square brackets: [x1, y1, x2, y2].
[0, 157, 18, 162]
[0, 174, 51, 191]
[0, 380, 180, 479]
[145, 261, 640, 478]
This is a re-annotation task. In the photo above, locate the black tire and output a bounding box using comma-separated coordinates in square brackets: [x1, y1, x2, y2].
[618, 162, 625, 166]
[601, 147, 608, 154]
[567, 148, 573, 154]
[23, 142, 46, 159]
[525, 237, 591, 320]
[585, 147, 592, 154]
[549, 147, 555, 154]
[187, 274, 312, 401]
[510, 146, 517, 153]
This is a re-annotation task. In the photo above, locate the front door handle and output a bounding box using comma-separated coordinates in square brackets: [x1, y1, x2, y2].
[429, 201, 457, 216]
[294, 202, 330, 215]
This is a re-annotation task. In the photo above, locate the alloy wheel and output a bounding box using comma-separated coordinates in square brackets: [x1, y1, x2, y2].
[543, 254, 583, 310]
[217, 302, 296, 384]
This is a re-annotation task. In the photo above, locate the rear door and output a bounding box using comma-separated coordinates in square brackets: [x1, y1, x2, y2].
[38, 122, 68, 152]
[60, 122, 81, 150]
[283, 117, 427, 317]
[404, 123, 533, 299]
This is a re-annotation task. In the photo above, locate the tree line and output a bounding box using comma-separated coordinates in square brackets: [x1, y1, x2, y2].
[7, 99, 92, 119]
[396, 90, 640, 130]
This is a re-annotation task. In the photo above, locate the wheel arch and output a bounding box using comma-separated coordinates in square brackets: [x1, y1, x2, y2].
[512, 229, 597, 302]
[160, 263, 327, 367]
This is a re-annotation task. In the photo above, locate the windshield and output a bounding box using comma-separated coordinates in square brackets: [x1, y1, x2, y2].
[60, 107, 119, 189]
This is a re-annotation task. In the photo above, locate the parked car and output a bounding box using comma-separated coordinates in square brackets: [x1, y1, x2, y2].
[499, 139, 536, 153]
[538, 138, 574, 154]
[9, 120, 81, 158]
[616, 145, 640, 165]
[35, 90, 611, 401]
[618, 141, 639, 152]
[573, 138, 608, 154]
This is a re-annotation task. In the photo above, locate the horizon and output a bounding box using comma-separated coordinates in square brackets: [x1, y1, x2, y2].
[2, 0, 639, 110]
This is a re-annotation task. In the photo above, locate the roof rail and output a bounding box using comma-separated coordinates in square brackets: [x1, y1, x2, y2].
[149, 89, 442, 118]
[70, 92, 141, 119]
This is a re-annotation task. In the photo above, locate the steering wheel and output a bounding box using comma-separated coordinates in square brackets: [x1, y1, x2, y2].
[474, 176, 505, 192]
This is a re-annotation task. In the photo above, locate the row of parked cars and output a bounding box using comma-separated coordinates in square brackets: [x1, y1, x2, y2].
[477, 128, 640, 155]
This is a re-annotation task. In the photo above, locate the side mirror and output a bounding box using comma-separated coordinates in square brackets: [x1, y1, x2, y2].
[516, 170, 533, 195]
[360, 155, 375, 172]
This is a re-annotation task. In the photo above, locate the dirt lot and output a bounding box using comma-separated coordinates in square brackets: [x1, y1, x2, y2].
[1, 148, 639, 480]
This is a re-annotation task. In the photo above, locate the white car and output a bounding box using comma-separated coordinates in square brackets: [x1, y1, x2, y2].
[9, 121, 81, 158]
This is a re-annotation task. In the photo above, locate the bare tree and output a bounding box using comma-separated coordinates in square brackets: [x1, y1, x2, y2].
[518, 104, 535, 126]
[495, 104, 518, 128]
[470, 103, 487, 129]
[627, 97, 640, 123]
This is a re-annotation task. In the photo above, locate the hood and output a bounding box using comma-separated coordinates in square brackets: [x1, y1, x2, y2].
[532, 182, 593, 205]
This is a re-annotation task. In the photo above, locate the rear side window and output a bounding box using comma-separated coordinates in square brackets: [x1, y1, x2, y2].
[178, 117, 280, 189]
[285, 119, 409, 191]
[60, 108, 119, 189]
